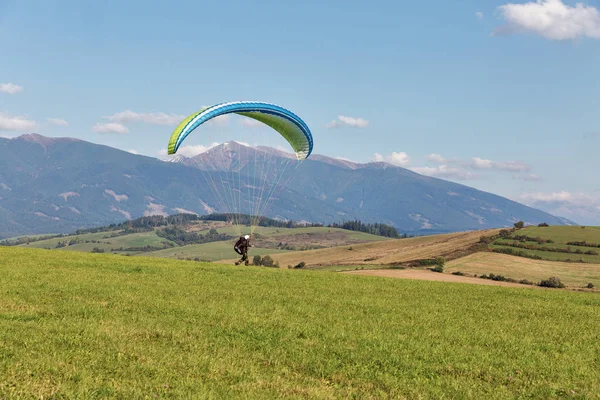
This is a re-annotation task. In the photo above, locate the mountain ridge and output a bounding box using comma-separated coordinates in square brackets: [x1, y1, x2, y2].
[0, 133, 574, 238]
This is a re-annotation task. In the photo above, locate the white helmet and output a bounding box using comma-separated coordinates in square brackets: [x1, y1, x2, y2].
[244, 235, 250, 240]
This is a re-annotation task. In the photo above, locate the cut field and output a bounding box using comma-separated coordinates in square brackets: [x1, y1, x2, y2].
[447, 252, 600, 288]
[250, 229, 499, 267]
[1, 247, 600, 398]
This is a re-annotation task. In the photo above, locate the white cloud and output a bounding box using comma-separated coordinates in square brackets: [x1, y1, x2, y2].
[495, 0, 600, 40]
[326, 115, 369, 129]
[513, 173, 543, 182]
[521, 191, 582, 203]
[519, 190, 600, 224]
[128, 149, 139, 155]
[427, 153, 446, 164]
[158, 142, 220, 158]
[106, 110, 184, 126]
[372, 152, 411, 167]
[411, 165, 479, 180]
[476, 11, 484, 19]
[0, 83, 23, 94]
[428, 153, 530, 172]
[47, 118, 68, 127]
[0, 113, 36, 131]
[92, 122, 129, 134]
[240, 118, 263, 128]
[388, 152, 411, 167]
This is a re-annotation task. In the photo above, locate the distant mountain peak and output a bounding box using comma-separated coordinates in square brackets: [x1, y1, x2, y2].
[15, 133, 80, 146]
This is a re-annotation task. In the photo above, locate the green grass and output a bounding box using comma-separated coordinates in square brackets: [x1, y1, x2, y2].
[491, 244, 600, 263]
[216, 225, 390, 241]
[20, 231, 175, 253]
[491, 226, 600, 264]
[2, 247, 600, 399]
[519, 226, 600, 244]
[18, 231, 121, 249]
[143, 240, 291, 261]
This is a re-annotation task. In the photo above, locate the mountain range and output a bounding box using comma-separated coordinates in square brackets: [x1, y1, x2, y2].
[0, 133, 573, 239]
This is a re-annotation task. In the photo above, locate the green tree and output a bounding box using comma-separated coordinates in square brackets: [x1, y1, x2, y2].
[514, 221, 525, 229]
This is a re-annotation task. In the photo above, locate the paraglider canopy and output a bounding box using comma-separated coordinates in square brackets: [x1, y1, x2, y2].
[166, 101, 313, 236]
[168, 101, 313, 160]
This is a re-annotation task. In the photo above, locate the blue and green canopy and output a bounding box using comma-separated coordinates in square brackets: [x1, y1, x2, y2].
[168, 101, 313, 160]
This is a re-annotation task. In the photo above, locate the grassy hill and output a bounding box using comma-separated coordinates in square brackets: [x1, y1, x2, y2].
[11, 221, 390, 260]
[253, 229, 499, 268]
[2, 247, 600, 398]
[490, 226, 600, 263]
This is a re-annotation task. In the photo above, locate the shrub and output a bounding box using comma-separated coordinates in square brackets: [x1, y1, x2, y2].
[513, 221, 525, 229]
[519, 279, 534, 285]
[586, 283, 594, 289]
[499, 229, 512, 238]
[538, 222, 549, 227]
[431, 265, 444, 273]
[260, 255, 274, 267]
[253, 255, 262, 266]
[539, 277, 565, 289]
[294, 262, 306, 269]
[451, 271, 465, 276]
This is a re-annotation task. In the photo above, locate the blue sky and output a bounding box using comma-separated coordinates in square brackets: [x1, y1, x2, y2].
[1, 0, 599, 223]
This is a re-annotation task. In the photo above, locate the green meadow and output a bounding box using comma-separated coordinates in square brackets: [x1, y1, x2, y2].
[1, 247, 599, 399]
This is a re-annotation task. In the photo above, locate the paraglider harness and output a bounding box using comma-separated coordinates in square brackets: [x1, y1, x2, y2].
[234, 235, 251, 265]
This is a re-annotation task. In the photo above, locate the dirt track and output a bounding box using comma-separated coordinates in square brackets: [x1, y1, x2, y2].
[344, 269, 536, 288]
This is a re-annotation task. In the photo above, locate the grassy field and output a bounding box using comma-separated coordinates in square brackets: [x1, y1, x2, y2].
[490, 226, 600, 263]
[518, 226, 600, 243]
[1, 247, 600, 399]
[18, 231, 119, 249]
[144, 240, 292, 261]
[257, 229, 499, 267]
[447, 252, 600, 288]
[217, 225, 390, 241]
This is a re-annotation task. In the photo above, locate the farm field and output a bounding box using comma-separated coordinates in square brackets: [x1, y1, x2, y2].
[256, 229, 499, 267]
[447, 252, 600, 288]
[490, 226, 600, 263]
[1, 247, 600, 398]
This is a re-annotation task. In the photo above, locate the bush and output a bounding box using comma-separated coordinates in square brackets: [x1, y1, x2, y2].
[586, 283, 594, 289]
[499, 229, 512, 238]
[539, 277, 565, 289]
[431, 265, 444, 273]
[294, 262, 306, 269]
[519, 279, 535, 285]
[253, 255, 262, 266]
[538, 222, 549, 227]
[91, 247, 104, 253]
[451, 271, 465, 276]
[260, 255, 274, 267]
[513, 221, 525, 229]
[479, 236, 492, 244]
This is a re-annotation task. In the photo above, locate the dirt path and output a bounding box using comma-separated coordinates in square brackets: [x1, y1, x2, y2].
[344, 269, 536, 288]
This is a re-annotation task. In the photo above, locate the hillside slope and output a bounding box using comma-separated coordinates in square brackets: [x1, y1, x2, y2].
[0, 134, 572, 238]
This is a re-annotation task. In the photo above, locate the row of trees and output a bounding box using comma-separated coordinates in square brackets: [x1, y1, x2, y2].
[327, 220, 401, 238]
